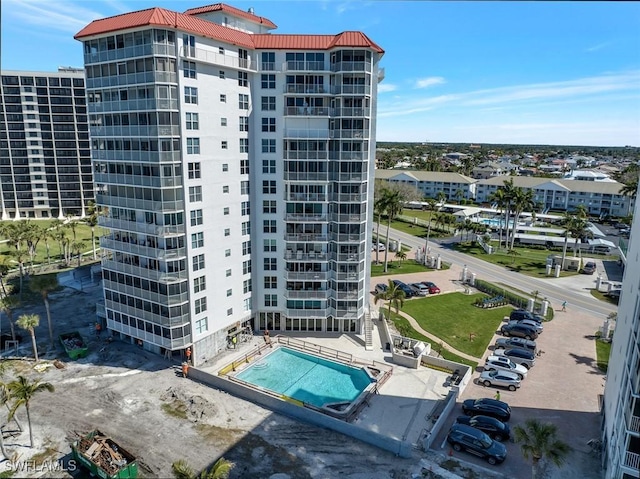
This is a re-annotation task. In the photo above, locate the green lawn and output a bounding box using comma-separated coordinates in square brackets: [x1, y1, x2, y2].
[371, 260, 438, 277]
[595, 339, 612, 372]
[590, 289, 619, 305]
[401, 292, 509, 358]
[388, 311, 477, 369]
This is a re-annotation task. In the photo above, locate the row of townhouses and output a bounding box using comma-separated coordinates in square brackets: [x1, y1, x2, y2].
[375, 170, 634, 217]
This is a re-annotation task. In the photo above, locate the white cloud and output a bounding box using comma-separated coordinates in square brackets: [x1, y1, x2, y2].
[3, 0, 105, 33]
[414, 77, 446, 89]
[377, 84, 397, 93]
[586, 41, 613, 53]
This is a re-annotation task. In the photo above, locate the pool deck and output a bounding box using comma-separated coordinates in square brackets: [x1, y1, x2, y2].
[199, 322, 452, 450]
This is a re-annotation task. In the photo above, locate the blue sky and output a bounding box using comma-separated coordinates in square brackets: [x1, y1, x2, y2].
[2, 0, 639, 147]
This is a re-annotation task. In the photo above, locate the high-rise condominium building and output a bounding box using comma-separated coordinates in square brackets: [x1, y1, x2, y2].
[602, 196, 640, 478]
[0, 68, 93, 220]
[75, 3, 383, 365]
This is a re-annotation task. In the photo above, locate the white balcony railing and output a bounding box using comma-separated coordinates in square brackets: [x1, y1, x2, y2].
[624, 451, 640, 470]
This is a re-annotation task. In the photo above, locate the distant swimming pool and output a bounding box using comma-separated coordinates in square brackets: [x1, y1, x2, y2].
[479, 218, 514, 228]
[235, 347, 374, 408]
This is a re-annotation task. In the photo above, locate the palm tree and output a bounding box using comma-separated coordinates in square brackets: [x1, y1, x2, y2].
[423, 198, 438, 258]
[489, 188, 507, 248]
[513, 418, 571, 479]
[16, 314, 40, 362]
[172, 457, 235, 479]
[437, 191, 447, 207]
[0, 295, 20, 343]
[373, 183, 389, 265]
[373, 279, 406, 321]
[382, 189, 402, 273]
[0, 383, 10, 458]
[395, 250, 407, 264]
[620, 178, 638, 198]
[84, 200, 100, 261]
[7, 376, 54, 448]
[509, 188, 535, 250]
[29, 274, 59, 349]
[499, 179, 516, 250]
[71, 240, 86, 267]
[566, 216, 592, 257]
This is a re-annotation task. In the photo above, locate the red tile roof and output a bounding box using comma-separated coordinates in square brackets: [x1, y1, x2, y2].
[183, 3, 277, 29]
[74, 6, 383, 54]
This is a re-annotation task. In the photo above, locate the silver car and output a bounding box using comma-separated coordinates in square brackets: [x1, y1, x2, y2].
[479, 370, 521, 391]
[485, 355, 528, 380]
[508, 319, 543, 334]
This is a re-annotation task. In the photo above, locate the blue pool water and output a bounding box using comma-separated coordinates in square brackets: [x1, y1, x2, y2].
[235, 347, 373, 408]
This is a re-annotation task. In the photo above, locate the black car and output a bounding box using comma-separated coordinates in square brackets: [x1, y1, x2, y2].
[391, 279, 415, 297]
[494, 337, 537, 353]
[462, 398, 511, 422]
[509, 309, 544, 323]
[455, 415, 511, 441]
[500, 322, 538, 340]
[447, 423, 507, 465]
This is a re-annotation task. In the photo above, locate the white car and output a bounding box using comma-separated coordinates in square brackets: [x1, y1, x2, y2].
[479, 370, 521, 391]
[371, 242, 386, 252]
[485, 355, 528, 379]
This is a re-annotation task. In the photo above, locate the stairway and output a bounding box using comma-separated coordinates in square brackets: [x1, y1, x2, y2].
[364, 312, 373, 351]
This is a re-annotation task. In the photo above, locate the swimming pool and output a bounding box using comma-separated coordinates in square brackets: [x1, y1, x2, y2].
[235, 347, 374, 409]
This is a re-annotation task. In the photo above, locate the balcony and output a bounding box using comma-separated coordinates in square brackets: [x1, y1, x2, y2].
[333, 291, 361, 300]
[283, 172, 329, 182]
[629, 415, 640, 434]
[284, 290, 329, 300]
[285, 213, 328, 222]
[95, 194, 183, 213]
[98, 216, 158, 235]
[331, 129, 369, 139]
[284, 85, 327, 94]
[285, 192, 327, 202]
[331, 107, 371, 117]
[93, 172, 181, 189]
[91, 150, 180, 163]
[283, 271, 328, 281]
[332, 252, 365, 262]
[90, 125, 180, 137]
[85, 72, 177, 89]
[329, 152, 368, 161]
[329, 172, 367, 182]
[103, 279, 189, 306]
[104, 299, 189, 327]
[334, 271, 365, 282]
[331, 213, 367, 223]
[282, 61, 327, 72]
[285, 250, 328, 261]
[330, 85, 371, 96]
[624, 451, 640, 470]
[329, 193, 366, 202]
[285, 308, 329, 318]
[101, 237, 186, 260]
[102, 259, 187, 283]
[89, 99, 179, 113]
[106, 320, 191, 350]
[283, 106, 329, 117]
[283, 151, 328, 160]
[333, 233, 365, 242]
[284, 234, 327, 242]
[182, 46, 256, 71]
[284, 129, 330, 139]
[331, 61, 372, 72]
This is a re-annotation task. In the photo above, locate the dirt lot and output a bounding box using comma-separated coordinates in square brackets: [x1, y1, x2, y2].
[1, 278, 419, 479]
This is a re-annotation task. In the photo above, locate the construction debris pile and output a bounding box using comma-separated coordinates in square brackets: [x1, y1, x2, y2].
[77, 433, 130, 476]
[62, 335, 85, 351]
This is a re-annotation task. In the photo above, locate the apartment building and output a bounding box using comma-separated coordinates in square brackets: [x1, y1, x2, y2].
[602, 197, 640, 478]
[374, 170, 476, 201]
[75, 3, 383, 365]
[0, 68, 93, 220]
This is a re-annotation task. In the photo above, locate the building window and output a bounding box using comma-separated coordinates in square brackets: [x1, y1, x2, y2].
[239, 181, 249, 195]
[193, 276, 206, 293]
[239, 94, 249, 109]
[226, 269, 232, 277]
[263, 220, 277, 233]
[264, 239, 276, 252]
[223, 207, 230, 215]
[222, 163, 229, 172]
[240, 138, 249, 153]
[262, 180, 276, 194]
[262, 200, 276, 214]
[262, 117, 276, 132]
[261, 74, 276, 89]
[186, 112, 199, 130]
[191, 232, 204, 248]
[190, 209, 203, 226]
[183, 60, 196, 78]
[184, 87, 198, 104]
[261, 139, 276, 153]
[221, 141, 228, 149]
[240, 159, 249, 174]
[261, 96, 276, 111]
[264, 258, 277, 271]
[187, 138, 200, 154]
[221, 117, 227, 126]
[261, 52, 275, 70]
[222, 185, 229, 194]
[195, 317, 208, 334]
[262, 159, 276, 174]
[238, 71, 248, 87]
[241, 201, 250, 216]
[220, 94, 226, 103]
[224, 228, 230, 237]
[192, 253, 205, 271]
[265, 295, 278, 307]
[243, 279, 252, 293]
[183, 34, 195, 56]
[264, 276, 277, 289]
[242, 260, 251, 275]
[239, 116, 249, 132]
[219, 70, 225, 79]
[242, 240, 251, 255]
[243, 298, 251, 312]
[219, 47, 224, 54]
[241, 221, 250, 235]
[195, 297, 207, 314]
[227, 308, 233, 316]
[225, 249, 231, 257]
[189, 186, 202, 202]
[188, 162, 201, 179]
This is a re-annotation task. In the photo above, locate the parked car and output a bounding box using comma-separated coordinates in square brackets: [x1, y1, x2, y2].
[462, 398, 511, 422]
[508, 319, 543, 334]
[410, 283, 429, 296]
[500, 322, 538, 340]
[371, 242, 386, 252]
[374, 283, 388, 295]
[581, 261, 597, 275]
[494, 337, 537, 353]
[455, 415, 511, 442]
[421, 281, 441, 294]
[494, 347, 536, 369]
[509, 309, 544, 323]
[391, 279, 415, 297]
[485, 355, 528, 379]
[479, 370, 521, 391]
[446, 423, 507, 465]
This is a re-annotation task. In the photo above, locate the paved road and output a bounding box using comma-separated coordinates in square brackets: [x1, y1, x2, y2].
[378, 225, 617, 319]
